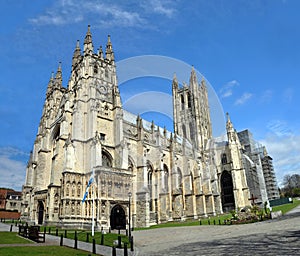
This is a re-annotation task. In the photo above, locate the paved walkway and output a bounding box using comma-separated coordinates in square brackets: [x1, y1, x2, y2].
[1, 204, 299, 255]
[132, 204, 300, 255]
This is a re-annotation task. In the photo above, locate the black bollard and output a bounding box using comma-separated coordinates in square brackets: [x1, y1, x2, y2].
[101, 233, 104, 245]
[60, 234, 63, 246]
[213, 219, 216, 225]
[109, 227, 111, 233]
[10, 224, 13, 232]
[48, 227, 51, 234]
[124, 243, 128, 256]
[74, 233, 78, 249]
[126, 229, 128, 236]
[118, 235, 122, 248]
[44, 228, 46, 236]
[15, 221, 17, 226]
[208, 219, 210, 225]
[112, 246, 116, 256]
[86, 232, 89, 243]
[56, 228, 58, 236]
[64, 230, 67, 238]
[219, 219, 221, 225]
[92, 238, 96, 254]
[130, 236, 134, 252]
[199, 219, 202, 225]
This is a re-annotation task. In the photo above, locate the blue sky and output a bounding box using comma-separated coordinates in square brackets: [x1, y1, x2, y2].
[0, 0, 299, 190]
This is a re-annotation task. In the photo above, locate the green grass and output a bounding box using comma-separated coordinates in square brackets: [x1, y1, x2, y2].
[0, 232, 32, 244]
[135, 213, 232, 230]
[0, 246, 96, 256]
[272, 198, 300, 214]
[41, 228, 130, 247]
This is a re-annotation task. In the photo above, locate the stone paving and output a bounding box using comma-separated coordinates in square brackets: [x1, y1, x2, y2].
[132, 205, 300, 255]
[1, 205, 299, 255]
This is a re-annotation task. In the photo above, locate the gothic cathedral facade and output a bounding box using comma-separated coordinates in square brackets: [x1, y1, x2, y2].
[22, 26, 253, 229]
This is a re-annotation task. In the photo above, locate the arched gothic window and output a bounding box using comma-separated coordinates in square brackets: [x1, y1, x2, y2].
[147, 162, 153, 211]
[181, 94, 185, 110]
[182, 124, 187, 138]
[177, 167, 182, 190]
[102, 151, 112, 167]
[163, 164, 169, 192]
[221, 153, 227, 165]
[93, 64, 98, 74]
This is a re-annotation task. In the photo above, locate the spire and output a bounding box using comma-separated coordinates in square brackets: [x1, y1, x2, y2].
[84, 25, 94, 54]
[54, 62, 62, 87]
[98, 45, 104, 59]
[226, 112, 234, 132]
[200, 76, 207, 91]
[172, 73, 178, 89]
[72, 40, 81, 67]
[189, 66, 198, 85]
[105, 35, 114, 62]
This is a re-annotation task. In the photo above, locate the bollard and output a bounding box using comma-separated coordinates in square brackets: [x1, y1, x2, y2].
[130, 236, 134, 252]
[213, 219, 216, 225]
[126, 229, 128, 236]
[208, 219, 210, 225]
[101, 233, 104, 245]
[10, 224, 13, 232]
[199, 219, 202, 225]
[44, 228, 46, 236]
[60, 234, 63, 246]
[86, 232, 89, 243]
[64, 230, 67, 238]
[48, 227, 51, 234]
[124, 243, 128, 256]
[109, 227, 111, 233]
[74, 233, 78, 249]
[56, 228, 58, 236]
[92, 238, 96, 254]
[15, 221, 17, 226]
[219, 219, 221, 225]
[118, 235, 122, 248]
[112, 246, 116, 256]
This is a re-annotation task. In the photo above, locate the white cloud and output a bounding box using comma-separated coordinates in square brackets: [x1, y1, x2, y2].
[283, 87, 293, 103]
[219, 80, 239, 98]
[260, 89, 273, 103]
[0, 147, 28, 191]
[143, 0, 177, 18]
[261, 133, 300, 187]
[28, 0, 177, 28]
[267, 120, 293, 137]
[234, 92, 252, 105]
[29, 1, 146, 28]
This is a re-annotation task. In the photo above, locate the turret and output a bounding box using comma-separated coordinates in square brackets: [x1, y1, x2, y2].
[105, 35, 114, 62]
[72, 40, 81, 68]
[83, 25, 94, 55]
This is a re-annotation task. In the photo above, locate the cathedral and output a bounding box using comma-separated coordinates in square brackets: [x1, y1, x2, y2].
[21, 26, 278, 229]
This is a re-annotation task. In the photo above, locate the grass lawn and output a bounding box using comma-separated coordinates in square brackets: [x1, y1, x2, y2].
[0, 232, 32, 244]
[0, 246, 96, 256]
[272, 198, 300, 214]
[135, 213, 232, 230]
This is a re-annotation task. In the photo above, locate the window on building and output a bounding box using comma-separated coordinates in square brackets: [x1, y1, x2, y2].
[147, 163, 153, 211]
[221, 153, 227, 164]
[102, 151, 112, 167]
[100, 133, 106, 141]
[181, 94, 184, 110]
[93, 64, 98, 74]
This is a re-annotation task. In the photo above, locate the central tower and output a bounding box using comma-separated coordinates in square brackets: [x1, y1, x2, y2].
[172, 68, 212, 150]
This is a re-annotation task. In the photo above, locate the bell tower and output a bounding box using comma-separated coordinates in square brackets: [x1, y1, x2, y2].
[172, 68, 212, 150]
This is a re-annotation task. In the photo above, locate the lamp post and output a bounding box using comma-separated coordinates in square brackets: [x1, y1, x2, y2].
[128, 192, 132, 238]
